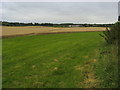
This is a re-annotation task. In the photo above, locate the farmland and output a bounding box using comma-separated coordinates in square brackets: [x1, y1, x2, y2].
[3, 31, 103, 88]
[2, 26, 106, 37]
[1, 1, 118, 88]
[2, 27, 118, 88]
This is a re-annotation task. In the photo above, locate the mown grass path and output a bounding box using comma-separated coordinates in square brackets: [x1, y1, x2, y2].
[3, 32, 104, 88]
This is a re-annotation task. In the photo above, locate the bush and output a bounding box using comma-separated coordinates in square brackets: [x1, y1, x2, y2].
[99, 22, 120, 45]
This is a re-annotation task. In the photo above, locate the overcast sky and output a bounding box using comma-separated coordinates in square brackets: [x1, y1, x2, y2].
[1, 2, 118, 24]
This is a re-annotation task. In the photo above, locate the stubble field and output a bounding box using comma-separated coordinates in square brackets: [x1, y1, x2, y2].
[2, 26, 106, 37]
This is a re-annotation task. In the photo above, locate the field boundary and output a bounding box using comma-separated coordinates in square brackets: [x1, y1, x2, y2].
[2, 30, 104, 38]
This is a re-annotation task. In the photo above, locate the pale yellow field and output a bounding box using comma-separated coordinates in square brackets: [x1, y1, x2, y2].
[1, 26, 106, 37]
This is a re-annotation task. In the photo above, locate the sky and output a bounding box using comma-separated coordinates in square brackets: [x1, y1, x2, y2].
[1, 2, 119, 24]
[118, 1, 120, 16]
[1, 0, 120, 2]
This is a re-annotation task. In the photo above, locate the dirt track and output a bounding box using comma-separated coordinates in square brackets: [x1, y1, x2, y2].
[1, 26, 106, 38]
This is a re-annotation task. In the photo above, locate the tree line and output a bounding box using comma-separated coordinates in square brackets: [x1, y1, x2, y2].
[0, 21, 113, 27]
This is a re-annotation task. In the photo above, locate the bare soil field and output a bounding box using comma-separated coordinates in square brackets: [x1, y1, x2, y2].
[1, 26, 106, 37]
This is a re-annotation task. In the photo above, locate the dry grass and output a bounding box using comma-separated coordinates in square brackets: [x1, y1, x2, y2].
[76, 59, 101, 88]
[2, 26, 106, 37]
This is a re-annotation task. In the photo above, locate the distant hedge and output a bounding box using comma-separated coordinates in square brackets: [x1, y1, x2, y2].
[0, 21, 113, 27]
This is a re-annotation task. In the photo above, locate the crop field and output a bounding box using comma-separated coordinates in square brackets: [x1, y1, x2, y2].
[2, 26, 106, 37]
[3, 31, 108, 88]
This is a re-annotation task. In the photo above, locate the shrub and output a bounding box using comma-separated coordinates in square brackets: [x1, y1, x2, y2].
[99, 22, 120, 45]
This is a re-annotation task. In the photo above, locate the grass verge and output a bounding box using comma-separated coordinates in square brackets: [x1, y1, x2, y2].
[93, 44, 118, 88]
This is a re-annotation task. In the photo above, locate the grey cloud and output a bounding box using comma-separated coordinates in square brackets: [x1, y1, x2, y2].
[1, 2, 118, 23]
[118, 1, 120, 16]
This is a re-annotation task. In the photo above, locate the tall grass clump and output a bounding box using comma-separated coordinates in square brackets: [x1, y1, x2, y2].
[94, 22, 120, 88]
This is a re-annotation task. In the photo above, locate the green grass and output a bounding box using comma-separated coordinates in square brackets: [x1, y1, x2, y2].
[94, 44, 118, 88]
[2, 32, 108, 88]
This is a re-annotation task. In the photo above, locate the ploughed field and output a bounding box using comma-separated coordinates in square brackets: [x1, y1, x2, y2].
[3, 32, 105, 88]
[2, 26, 106, 37]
